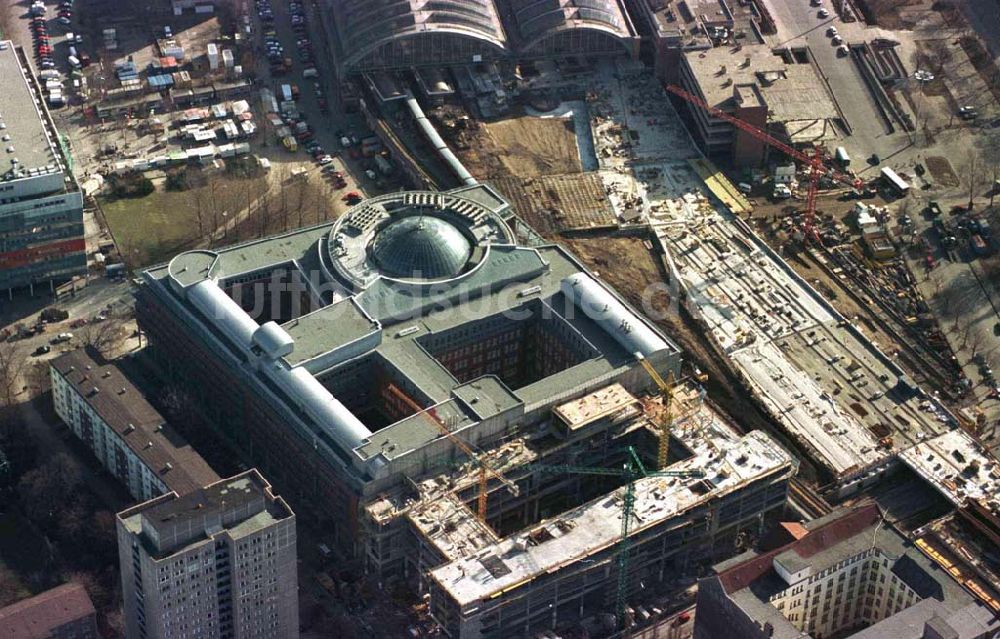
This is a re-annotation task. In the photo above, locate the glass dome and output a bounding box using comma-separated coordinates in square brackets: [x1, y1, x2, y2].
[370, 215, 473, 280]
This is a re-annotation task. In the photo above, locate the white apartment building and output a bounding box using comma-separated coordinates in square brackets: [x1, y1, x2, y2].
[50, 350, 219, 502]
[695, 504, 1000, 639]
[116, 470, 298, 639]
[769, 546, 922, 636]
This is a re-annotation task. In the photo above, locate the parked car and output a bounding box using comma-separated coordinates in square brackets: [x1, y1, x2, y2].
[33, 345, 51, 356]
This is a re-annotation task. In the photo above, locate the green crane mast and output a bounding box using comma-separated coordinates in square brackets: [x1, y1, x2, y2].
[528, 446, 705, 632]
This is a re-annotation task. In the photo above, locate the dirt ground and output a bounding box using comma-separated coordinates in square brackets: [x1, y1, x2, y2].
[857, 0, 929, 29]
[454, 115, 581, 179]
[925, 156, 961, 188]
[489, 173, 616, 234]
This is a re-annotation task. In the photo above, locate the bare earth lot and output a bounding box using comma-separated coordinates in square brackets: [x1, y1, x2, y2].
[454, 115, 582, 179]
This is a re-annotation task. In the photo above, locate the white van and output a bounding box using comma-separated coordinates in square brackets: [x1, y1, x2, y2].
[67, 55, 81, 69]
[302, 67, 318, 79]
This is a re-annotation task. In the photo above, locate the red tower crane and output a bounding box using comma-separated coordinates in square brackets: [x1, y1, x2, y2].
[664, 84, 864, 243]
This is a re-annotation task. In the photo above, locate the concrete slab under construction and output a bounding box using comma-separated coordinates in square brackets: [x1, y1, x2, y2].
[574, 66, 998, 501]
[899, 430, 1000, 509]
[653, 180, 955, 492]
[363, 384, 795, 638]
[430, 429, 792, 607]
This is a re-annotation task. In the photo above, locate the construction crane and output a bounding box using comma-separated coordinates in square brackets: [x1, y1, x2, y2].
[664, 84, 864, 244]
[636, 355, 675, 470]
[528, 446, 706, 631]
[385, 384, 519, 523]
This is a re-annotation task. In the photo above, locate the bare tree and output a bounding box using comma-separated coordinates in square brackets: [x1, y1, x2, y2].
[17, 453, 83, 526]
[77, 316, 126, 358]
[0, 563, 29, 608]
[188, 180, 208, 241]
[0, 342, 27, 409]
[965, 150, 981, 210]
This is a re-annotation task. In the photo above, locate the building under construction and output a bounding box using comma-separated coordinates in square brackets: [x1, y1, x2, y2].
[135, 185, 795, 637]
[369, 385, 795, 638]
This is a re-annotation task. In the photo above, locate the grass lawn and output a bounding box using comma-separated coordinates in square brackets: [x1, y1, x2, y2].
[99, 172, 267, 268]
[100, 188, 204, 268]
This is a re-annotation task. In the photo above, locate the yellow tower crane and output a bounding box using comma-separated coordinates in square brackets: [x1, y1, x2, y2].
[385, 383, 519, 523]
[636, 355, 675, 470]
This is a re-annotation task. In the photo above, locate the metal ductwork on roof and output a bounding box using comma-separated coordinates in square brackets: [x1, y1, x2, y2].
[560, 272, 668, 358]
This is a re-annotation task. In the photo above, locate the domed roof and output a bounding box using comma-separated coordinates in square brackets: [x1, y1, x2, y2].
[370, 215, 473, 280]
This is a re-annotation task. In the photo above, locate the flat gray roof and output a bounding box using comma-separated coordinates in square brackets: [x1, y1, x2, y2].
[142, 187, 682, 477]
[283, 299, 380, 368]
[683, 45, 838, 125]
[0, 41, 60, 176]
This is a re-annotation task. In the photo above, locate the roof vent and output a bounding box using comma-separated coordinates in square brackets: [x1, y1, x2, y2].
[164, 462, 173, 471]
[124, 423, 135, 434]
[145, 441, 153, 449]
[118, 387, 126, 395]
[91, 387, 99, 395]
[102, 371, 112, 378]
[5, 147, 13, 154]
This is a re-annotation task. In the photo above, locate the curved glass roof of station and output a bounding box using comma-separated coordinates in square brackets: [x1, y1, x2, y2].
[371, 216, 473, 280]
[507, 0, 633, 48]
[337, 0, 507, 71]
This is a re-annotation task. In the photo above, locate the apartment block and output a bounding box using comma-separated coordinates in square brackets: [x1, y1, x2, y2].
[116, 470, 298, 639]
[51, 349, 220, 502]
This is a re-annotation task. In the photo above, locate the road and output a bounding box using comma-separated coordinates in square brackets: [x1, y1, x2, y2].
[251, 0, 396, 199]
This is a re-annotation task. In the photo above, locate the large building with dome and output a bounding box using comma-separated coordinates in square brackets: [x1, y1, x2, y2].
[135, 186, 799, 638]
[136, 184, 680, 548]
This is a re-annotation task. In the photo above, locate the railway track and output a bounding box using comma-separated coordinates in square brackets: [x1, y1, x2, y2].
[789, 478, 833, 520]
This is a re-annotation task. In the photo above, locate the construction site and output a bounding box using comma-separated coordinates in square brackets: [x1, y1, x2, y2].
[328, 0, 1000, 630]
[92, 0, 1000, 639]
[133, 174, 808, 637]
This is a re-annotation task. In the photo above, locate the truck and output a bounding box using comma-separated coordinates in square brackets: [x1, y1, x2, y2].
[373, 155, 393, 175]
[281, 136, 298, 152]
[835, 146, 850, 167]
[280, 84, 293, 103]
[772, 183, 792, 199]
